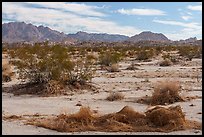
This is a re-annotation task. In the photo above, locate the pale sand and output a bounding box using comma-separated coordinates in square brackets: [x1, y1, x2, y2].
[2, 58, 202, 135]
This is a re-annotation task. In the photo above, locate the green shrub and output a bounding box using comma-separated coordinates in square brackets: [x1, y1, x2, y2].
[64, 59, 95, 86]
[178, 46, 202, 61]
[13, 45, 95, 87]
[99, 52, 122, 66]
[136, 50, 155, 61]
[162, 54, 179, 64]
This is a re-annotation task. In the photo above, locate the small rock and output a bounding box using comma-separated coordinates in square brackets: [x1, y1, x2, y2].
[189, 104, 195, 106]
[92, 110, 98, 113]
[76, 103, 82, 106]
[194, 130, 200, 133]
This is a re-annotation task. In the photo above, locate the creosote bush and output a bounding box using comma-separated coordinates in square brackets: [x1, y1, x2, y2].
[99, 52, 122, 66]
[13, 45, 74, 84]
[10, 45, 95, 94]
[64, 59, 95, 86]
[178, 46, 202, 61]
[136, 49, 155, 61]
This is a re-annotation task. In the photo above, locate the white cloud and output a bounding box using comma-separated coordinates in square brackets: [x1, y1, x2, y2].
[117, 8, 166, 16]
[181, 15, 192, 21]
[164, 28, 202, 41]
[153, 19, 201, 40]
[2, 2, 142, 36]
[187, 12, 192, 15]
[153, 19, 201, 29]
[187, 3, 202, 11]
[25, 2, 106, 17]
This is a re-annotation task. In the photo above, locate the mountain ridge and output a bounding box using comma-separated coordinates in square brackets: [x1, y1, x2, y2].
[2, 22, 199, 43]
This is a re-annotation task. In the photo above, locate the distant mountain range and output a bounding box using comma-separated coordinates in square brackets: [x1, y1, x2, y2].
[67, 31, 129, 42]
[2, 22, 75, 43]
[2, 22, 200, 44]
[127, 31, 170, 42]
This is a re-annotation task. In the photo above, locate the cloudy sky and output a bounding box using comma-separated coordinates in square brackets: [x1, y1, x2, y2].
[2, 2, 202, 40]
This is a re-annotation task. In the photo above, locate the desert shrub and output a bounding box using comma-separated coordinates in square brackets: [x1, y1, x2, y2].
[13, 45, 74, 84]
[106, 92, 124, 101]
[13, 45, 95, 89]
[107, 64, 120, 72]
[7, 50, 16, 59]
[64, 59, 95, 86]
[126, 62, 139, 70]
[159, 59, 173, 66]
[162, 53, 180, 64]
[86, 54, 97, 60]
[45, 80, 66, 96]
[162, 53, 171, 60]
[151, 81, 184, 105]
[178, 46, 202, 61]
[125, 50, 136, 58]
[136, 49, 155, 61]
[99, 52, 122, 66]
[2, 59, 14, 82]
[169, 56, 180, 64]
[155, 46, 163, 54]
[79, 50, 88, 56]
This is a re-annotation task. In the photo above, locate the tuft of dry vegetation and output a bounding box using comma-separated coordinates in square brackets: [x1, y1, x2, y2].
[107, 64, 120, 72]
[151, 81, 184, 105]
[23, 105, 201, 132]
[2, 59, 14, 82]
[136, 81, 185, 105]
[145, 105, 185, 128]
[159, 59, 173, 66]
[106, 92, 125, 101]
[126, 62, 139, 70]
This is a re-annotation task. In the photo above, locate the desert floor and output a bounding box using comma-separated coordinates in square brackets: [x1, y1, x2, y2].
[2, 56, 202, 135]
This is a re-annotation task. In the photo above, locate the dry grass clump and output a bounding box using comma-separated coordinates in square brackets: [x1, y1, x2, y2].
[3, 115, 23, 121]
[107, 64, 120, 72]
[26, 107, 97, 132]
[159, 59, 173, 66]
[136, 81, 185, 105]
[106, 92, 125, 101]
[2, 59, 14, 82]
[126, 62, 139, 70]
[115, 106, 147, 126]
[151, 81, 184, 105]
[25, 105, 201, 132]
[145, 105, 185, 128]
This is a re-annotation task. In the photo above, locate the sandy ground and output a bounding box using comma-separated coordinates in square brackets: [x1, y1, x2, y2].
[2, 56, 202, 135]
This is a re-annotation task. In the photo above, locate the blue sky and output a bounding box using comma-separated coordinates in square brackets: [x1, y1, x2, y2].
[2, 2, 202, 40]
